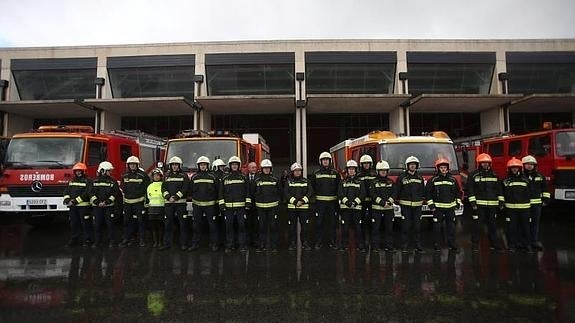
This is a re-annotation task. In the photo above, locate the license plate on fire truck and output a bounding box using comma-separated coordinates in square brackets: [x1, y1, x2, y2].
[27, 199, 47, 205]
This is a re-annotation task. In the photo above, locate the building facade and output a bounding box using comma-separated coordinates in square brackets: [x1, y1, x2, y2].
[1, 39, 574, 168]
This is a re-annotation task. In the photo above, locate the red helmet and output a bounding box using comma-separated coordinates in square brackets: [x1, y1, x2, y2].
[506, 158, 522, 168]
[435, 158, 450, 169]
[73, 162, 87, 171]
[476, 153, 492, 163]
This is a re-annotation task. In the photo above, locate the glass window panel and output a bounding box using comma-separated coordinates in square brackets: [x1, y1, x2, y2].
[508, 140, 522, 156]
[507, 63, 575, 94]
[108, 66, 195, 98]
[207, 64, 294, 95]
[489, 143, 504, 157]
[306, 63, 395, 94]
[12, 69, 96, 100]
[407, 63, 494, 96]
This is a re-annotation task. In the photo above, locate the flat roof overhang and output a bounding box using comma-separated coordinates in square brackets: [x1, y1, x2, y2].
[306, 94, 411, 114]
[196, 95, 295, 115]
[408, 94, 522, 113]
[508, 94, 575, 113]
[84, 96, 196, 116]
[0, 99, 97, 118]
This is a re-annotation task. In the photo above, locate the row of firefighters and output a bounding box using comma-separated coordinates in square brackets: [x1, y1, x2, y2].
[62, 151, 550, 254]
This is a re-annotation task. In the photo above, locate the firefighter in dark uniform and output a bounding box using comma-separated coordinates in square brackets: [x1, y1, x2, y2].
[310, 151, 340, 250]
[219, 156, 251, 253]
[502, 157, 532, 252]
[522, 155, 550, 251]
[338, 160, 366, 251]
[212, 158, 227, 246]
[119, 156, 150, 248]
[252, 159, 281, 253]
[285, 162, 313, 251]
[467, 153, 504, 252]
[190, 156, 219, 252]
[370, 160, 395, 252]
[425, 158, 462, 252]
[63, 162, 93, 247]
[160, 156, 189, 251]
[396, 156, 425, 253]
[358, 154, 376, 248]
[91, 161, 120, 248]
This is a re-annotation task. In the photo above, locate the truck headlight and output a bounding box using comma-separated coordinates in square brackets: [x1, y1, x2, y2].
[0, 201, 12, 206]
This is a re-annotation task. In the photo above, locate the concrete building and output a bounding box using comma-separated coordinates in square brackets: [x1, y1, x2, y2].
[1, 39, 574, 168]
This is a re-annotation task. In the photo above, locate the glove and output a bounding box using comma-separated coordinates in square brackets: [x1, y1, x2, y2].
[219, 205, 226, 213]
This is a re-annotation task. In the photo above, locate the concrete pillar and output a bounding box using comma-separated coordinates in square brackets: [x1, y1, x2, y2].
[389, 107, 405, 134]
[100, 111, 121, 132]
[302, 107, 308, 177]
[394, 50, 408, 94]
[491, 50, 507, 95]
[480, 106, 505, 134]
[3, 113, 33, 136]
[199, 109, 211, 131]
[96, 55, 112, 99]
[194, 53, 207, 97]
[405, 106, 411, 136]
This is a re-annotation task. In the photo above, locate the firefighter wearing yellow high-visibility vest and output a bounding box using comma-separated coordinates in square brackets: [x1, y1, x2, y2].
[310, 152, 340, 250]
[425, 158, 462, 253]
[338, 160, 366, 251]
[522, 155, 550, 251]
[369, 160, 395, 252]
[284, 162, 313, 251]
[395, 156, 425, 253]
[502, 157, 532, 253]
[147, 168, 165, 248]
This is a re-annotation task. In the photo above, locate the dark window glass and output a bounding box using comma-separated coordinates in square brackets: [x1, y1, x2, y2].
[87, 141, 107, 166]
[409, 113, 480, 138]
[108, 66, 195, 98]
[207, 64, 294, 95]
[556, 131, 575, 157]
[306, 63, 395, 94]
[12, 69, 96, 100]
[489, 143, 504, 157]
[528, 135, 551, 157]
[507, 63, 575, 94]
[407, 63, 494, 96]
[120, 145, 133, 162]
[508, 140, 522, 157]
[509, 112, 572, 134]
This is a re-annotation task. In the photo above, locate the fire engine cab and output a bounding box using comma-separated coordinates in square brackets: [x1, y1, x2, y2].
[0, 125, 166, 226]
[330, 130, 464, 218]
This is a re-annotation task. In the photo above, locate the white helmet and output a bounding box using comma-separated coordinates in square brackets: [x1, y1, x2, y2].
[360, 155, 373, 164]
[260, 159, 273, 168]
[228, 156, 241, 165]
[346, 160, 358, 168]
[521, 155, 537, 165]
[213, 159, 226, 168]
[151, 168, 164, 176]
[290, 162, 303, 172]
[197, 156, 210, 165]
[126, 156, 140, 164]
[318, 152, 332, 163]
[405, 156, 420, 168]
[169, 156, 183, 165]
[376, 161, 390, 171]
[98, 161, 114, 173]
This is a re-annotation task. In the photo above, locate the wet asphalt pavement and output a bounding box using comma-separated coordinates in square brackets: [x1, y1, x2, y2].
[1, 205, 575, 322]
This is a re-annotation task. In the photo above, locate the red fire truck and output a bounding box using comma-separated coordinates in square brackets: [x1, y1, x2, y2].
[329, 130, 464, 217]
[0, 125, 166, 226]
[454, 124, 575, 202]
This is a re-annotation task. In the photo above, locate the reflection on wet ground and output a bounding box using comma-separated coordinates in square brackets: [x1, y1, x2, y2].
[1, 207, 575, 322]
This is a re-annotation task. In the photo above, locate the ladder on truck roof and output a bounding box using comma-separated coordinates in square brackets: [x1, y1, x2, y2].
[107, 129, 167, 147]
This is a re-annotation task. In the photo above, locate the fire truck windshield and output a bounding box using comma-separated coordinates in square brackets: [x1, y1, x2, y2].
[4, 137, 83, 168]
[167, 139, 237, 170]
[379, 142, 458, 173]
[556, 131, 575, 157]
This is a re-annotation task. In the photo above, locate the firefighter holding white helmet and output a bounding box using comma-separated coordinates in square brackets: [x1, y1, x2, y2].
[338, 159, 367, 251]
[91, 161, 120, 248]
[160, 156, 189, 251]
[284, 162, 313, 251]
[120, 156, 150, 248]
[395, 156, 425, 253]
[310, 152, 340, 250]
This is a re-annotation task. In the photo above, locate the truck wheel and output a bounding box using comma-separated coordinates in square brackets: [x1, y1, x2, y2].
[25, 214, 55, 227]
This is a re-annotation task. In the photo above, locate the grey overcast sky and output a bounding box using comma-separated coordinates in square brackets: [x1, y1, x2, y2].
[1, 0, 574, 47]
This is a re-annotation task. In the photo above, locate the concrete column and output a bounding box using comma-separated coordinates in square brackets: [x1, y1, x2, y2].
[96, 55, 112, 99]
[389, 107, 405, 134]
[100, 111, 121, 132]
[3, 114, 33, 136]
[199, 109, 211, 131]
[405, 106, 411, 136]
[302, 107, 308, 177]
[195, 53, 207, 97]
[491, 50, 507, 94]
[295, 107, 301, 165]
[480, 106, 505, 134]
[394, 50, 408, 94]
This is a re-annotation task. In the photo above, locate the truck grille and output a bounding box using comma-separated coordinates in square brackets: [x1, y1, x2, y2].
[554, 169, 575, 188]
[7, 185, 67, 197]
